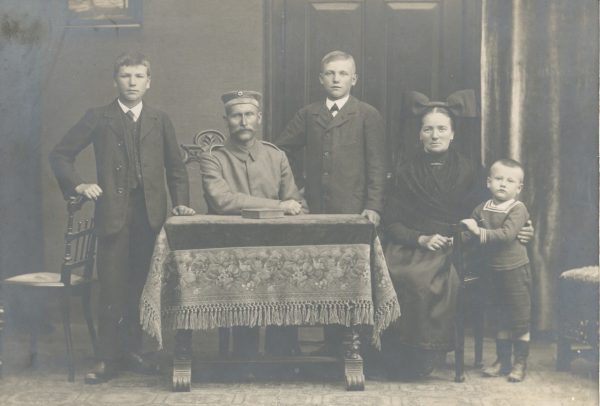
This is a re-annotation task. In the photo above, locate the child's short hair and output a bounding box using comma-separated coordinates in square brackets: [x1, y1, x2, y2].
[320, 50, 356, 72]
[113, 52, 151, 78]
[490, 158, 525, 179]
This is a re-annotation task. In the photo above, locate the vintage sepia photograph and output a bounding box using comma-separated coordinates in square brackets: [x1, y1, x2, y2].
[0, 0, 598, 405]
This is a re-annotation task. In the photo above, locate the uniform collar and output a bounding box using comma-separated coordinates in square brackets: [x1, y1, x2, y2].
[225, 138, 262, 162]
[117, 99, 143, 122]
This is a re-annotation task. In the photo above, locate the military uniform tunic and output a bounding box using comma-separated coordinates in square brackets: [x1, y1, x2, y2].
[200, 139, 303, 214]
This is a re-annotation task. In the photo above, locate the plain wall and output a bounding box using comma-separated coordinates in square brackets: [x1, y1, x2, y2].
[40, 0, 264, 274]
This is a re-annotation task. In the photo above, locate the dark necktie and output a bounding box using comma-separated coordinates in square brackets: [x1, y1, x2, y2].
[330, 103, 339, 117]
[123, 110, 142, 188]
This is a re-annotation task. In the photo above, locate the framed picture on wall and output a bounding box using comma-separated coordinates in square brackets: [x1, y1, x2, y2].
[66, 0, 142, 28]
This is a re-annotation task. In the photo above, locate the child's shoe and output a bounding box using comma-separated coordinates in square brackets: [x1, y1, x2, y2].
[482, 339, 512, 377]
[508, 340, 529, 382]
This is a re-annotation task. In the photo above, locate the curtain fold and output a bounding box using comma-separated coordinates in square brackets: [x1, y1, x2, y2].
[482, 0, 598, 331]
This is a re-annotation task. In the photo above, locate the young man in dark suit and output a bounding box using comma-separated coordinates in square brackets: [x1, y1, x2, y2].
[50, 52, 195, 383]
[277, 50, 387, 355]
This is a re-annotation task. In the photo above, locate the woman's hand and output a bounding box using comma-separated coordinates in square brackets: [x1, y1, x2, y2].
[417, 234, 452, 251]
[75, 183, 103, 200]
[517, 220, 534, 244]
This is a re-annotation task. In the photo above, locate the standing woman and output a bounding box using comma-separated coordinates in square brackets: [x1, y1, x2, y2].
[382, 90, 479, 378]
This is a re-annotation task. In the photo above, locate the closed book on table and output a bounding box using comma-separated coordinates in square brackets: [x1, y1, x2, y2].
[241, 208, 285, 219]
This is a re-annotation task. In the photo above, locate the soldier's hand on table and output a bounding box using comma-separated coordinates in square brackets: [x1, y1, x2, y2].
[172, 205, 196, 216]
[279, 200, 302, 215]
[361, 209, 381, 227]
[418, 234, 452, 251]
[75, 183, 103, 200]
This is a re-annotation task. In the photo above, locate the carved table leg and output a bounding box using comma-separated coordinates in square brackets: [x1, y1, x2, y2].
[173, 329, 192, 392]
[343, 327, 364, 391]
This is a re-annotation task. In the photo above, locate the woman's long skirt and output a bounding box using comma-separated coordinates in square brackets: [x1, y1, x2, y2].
[383, 244, 460, 351]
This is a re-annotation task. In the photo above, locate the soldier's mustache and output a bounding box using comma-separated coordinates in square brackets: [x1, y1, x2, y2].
[232, 128, 255, 136]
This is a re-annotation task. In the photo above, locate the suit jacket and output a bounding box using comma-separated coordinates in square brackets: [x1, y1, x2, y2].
[199, 140, 303, 214]
[277, 95, 386, 214]
[50, 100, 190, 236]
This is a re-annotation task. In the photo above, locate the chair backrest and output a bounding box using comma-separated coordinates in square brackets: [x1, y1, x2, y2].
[181, 129, 226, 164]
[452, 223, 485, 284]
[180, 129, 226, 213]
[61, 196, 96, 286]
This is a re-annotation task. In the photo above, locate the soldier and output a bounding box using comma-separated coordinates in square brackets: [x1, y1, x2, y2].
[199, 90, 304, 360]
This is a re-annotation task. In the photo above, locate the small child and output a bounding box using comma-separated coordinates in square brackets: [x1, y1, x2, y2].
[461, 158, 532, 382]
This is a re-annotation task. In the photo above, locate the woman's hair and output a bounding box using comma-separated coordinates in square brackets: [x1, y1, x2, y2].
[420, 106, 455, 131]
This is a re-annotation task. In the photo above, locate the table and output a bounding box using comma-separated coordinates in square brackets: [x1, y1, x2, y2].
[140, 214, 400, 391]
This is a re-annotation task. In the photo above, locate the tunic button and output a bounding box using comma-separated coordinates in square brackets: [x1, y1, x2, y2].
[116, 188, 124, 194]
[117, 142, 123, 147]
[116, 165, 121, 171]
[323, 152, 329, 157]
[323, 172, 329, 176]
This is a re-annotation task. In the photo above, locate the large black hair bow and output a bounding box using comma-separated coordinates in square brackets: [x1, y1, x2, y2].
[408, 89, 477, 118]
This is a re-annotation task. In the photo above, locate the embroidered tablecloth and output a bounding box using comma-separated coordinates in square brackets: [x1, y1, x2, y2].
[140, 214, 400, 349]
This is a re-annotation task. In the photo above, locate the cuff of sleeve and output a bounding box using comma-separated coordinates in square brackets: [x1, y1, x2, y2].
[387, 223, 420, 247]
[479, 228, 486, 244]
[365, 202, 383, 214]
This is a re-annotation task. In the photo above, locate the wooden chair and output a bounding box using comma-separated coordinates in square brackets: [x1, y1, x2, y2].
[181, 129, 226, 165]
[181, 129, 232, 356]
[453, 224, 485, 382]
[181, 129, 226, 214]
[1, 196, 97, 382]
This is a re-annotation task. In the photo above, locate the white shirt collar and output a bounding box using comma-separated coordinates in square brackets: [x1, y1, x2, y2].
[117, 99, 143, 122]
[489, 198, 516, 210]
[326, 95, 350, 111]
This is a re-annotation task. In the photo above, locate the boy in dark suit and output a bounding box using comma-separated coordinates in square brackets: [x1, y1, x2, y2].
[50, 52, 195, 383]
[277, 50, 387, 355]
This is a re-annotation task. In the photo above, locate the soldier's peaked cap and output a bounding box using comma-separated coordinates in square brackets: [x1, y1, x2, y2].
[221, 90, 262, 110]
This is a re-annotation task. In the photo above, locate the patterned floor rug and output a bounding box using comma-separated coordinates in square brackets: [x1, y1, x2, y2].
[0, 324, 597, 406]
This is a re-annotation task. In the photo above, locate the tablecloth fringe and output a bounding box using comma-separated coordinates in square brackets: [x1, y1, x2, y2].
[163, 301, 373, 331]
[372, 296, 401, 350]
[140, 299, 163, 348]
[141, 298, 400, 351]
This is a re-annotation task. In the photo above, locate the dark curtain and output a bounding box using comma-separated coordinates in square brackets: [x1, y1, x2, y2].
[482, 0, 598, 331]
[0, 1, 66, 331]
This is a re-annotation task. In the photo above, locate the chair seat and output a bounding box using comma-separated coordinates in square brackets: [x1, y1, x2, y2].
[3, 272, 90, 287]
[556, 265, 599, 371]
[560, 266, 599, 284]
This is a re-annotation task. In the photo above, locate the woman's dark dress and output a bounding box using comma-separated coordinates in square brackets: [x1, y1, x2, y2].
[383, 148, 476, 352]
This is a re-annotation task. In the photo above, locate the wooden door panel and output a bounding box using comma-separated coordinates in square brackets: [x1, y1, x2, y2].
[385, 1, 442, 98]
[267, 0, 481, 165]
[307, 2, 364, 102]
[380, 1, 445, 163]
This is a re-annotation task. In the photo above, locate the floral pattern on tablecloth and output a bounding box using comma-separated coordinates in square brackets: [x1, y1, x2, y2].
[141, 228, 399, 350]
